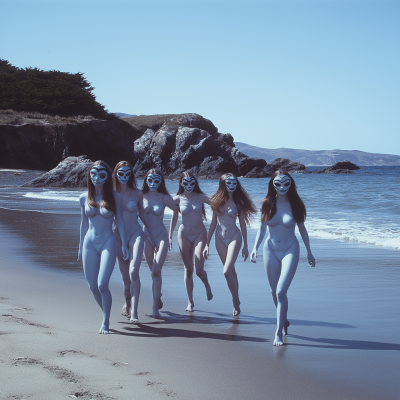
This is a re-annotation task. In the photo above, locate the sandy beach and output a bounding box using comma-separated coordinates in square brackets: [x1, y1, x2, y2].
[0, 203, 399, 400]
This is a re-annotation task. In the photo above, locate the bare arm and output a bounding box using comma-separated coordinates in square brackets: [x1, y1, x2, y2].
[203, 211, 217, 259]
[137, 191, 157, 248]
[114, 192, 129, 260]
[78, 194, 89, 261]
[238, 210, 249, 261]
[198, 193, 211, 205]
[169, 196, 180, 250]
[250, 221, 268, 263]
[297, 222, 316, 267]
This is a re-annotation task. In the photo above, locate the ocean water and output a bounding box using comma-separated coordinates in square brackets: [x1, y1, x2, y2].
[0, 166, 398, 250]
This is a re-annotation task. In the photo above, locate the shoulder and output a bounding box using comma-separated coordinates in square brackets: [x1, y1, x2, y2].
[173, 195, 180, 203]
[79, 192, 87, 205]
[198, 193, 209, 203]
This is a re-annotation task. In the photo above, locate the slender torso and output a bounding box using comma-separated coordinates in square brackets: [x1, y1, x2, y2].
[119, 189, 141, 238]
[265, 201, 297, 251]
[179, 193, 205, 235]
[143, 193, 166, 237]
[84, 195, 115, 245]
[216, 199, 240, 240]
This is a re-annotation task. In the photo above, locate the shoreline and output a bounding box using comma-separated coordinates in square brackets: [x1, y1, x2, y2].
[0, 207, 399, 399]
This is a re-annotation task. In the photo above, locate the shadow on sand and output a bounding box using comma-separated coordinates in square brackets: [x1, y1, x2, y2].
[288, 335, 400, 351]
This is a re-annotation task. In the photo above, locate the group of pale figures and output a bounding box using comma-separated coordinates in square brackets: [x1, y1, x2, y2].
[78, 161, 316, 346]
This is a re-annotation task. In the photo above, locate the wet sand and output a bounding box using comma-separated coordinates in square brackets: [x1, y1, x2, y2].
[0, 207, 399, 399]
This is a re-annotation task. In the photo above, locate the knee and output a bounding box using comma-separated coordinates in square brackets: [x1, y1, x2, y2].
[185, 267, 194, 277]
[223, 268, 230, 279]
[195, 269, 204, 278]
[122, 276, 131, 286]
[276, 289, 287, 302]
[130, 270, 140, 282]
[98, 282, 109, 294]
[152, 269, 161, 279]
[88, 283, 99, 293]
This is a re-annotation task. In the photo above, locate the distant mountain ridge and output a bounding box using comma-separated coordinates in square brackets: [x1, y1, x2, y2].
[235, 143, 400, 166]
[115, 112, 137, 118]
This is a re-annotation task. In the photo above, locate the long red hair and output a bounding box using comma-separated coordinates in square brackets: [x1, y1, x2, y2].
[261, 170, 306, 223]
[211, 173, 256, 225]
[87, 160, 115, 212]
[141, 169, 170, 195]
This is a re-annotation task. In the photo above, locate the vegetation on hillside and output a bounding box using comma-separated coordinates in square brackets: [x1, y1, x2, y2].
[0, 59, 115, 119]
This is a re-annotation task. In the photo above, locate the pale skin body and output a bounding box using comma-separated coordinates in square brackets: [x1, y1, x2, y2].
[203, 193, 249, 316]
[115, 184, 156, 323]
[143, 190, 176, 318]
[78, 185, 128, 334]
[170, 191, 213, 312]
[250, 189, 316, 346]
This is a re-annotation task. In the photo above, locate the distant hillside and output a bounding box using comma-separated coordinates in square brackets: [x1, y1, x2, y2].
[115, 112, 137, 118]
[235, 143, 400, 166]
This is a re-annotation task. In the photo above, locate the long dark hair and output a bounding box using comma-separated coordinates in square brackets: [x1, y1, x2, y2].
[211, 173, 256, 225]
[113, 160, 137, 191]
[261, 170, 306, 223]
[87, 160, 115, 212]
[141, 168, 170, 195]
[176, 171, 207, 220]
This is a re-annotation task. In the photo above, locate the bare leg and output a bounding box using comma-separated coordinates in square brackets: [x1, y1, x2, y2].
[177, 228, 195, 311]
[129, 231, 144, 323]
[83, 238, 102, 309]
[116, 233, 131, 317]
[193, 230, 213, 301]
[215, 232, 242, 316]
[144, 229, 169, 318]
[97, 236, 117, 333]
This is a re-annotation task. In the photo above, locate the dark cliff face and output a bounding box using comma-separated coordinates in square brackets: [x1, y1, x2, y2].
[129, 114, 267, 179]
[0, 119, 141, 170]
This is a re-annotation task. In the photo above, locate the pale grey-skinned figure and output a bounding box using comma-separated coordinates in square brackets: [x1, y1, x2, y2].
[203, 173, 256, 316]
[169, 172, 213, 312]
[142, 169, 177, 318]
[78, 161, 129, 334]
[250, 170, 316, 346]
[113, 161, 157, 323]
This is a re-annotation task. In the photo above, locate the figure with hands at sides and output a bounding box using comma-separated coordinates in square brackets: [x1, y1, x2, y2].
[250, 170, 316, 346]
[142, 169, 177, 318]
[113, 161, 157, 323]
[203, 173, 256, 316]
[169, 172, 213, 312]
[78, 161, 129, 334]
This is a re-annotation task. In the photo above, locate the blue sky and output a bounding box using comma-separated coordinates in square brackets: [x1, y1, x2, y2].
[1, 0, 399, 155]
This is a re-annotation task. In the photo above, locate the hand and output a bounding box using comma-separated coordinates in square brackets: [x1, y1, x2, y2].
[242, 246, 249, 262]
[250, 249, 257, 263]
[307, 252, 316, 267]
[203, 244, 209, 260]
[151, 234, 159, 252]
[122, 244, 129, 261]
[169, 237, 173, 250]
[77, 249, 82, 262]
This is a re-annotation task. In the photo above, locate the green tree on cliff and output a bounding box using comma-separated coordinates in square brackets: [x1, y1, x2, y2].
[0, 59, 115, 119]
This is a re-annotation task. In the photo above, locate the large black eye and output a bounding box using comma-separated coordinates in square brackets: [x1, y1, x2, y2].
[148, 179, 153, 183]
[284, 182, 290, 187]
[275, 182, 281, 187]
[126, 172, 131, 176]
[117, 171, 124, 176]
[99, 173, 107, 179]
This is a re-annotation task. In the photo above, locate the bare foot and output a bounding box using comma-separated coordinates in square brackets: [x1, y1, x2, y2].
[121, 304, 130, 318]
[273, 334, 284, 346]
[185, 303, 194, 312]
[283, 320, 290, 336]
[152, 308, 162, 319]
[99, 324, 109, 334]
[158, 294, 163, 310]
[206, 285, 213, 301]
[233, 306, 241, 317]
[130, 312, 139, 323]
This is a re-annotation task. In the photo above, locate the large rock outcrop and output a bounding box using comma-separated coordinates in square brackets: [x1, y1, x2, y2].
[321, 160, 360, 173]
[129, 113, 267, 179]
[0, 119, 141, 170]
[22, 156, 93, 188]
